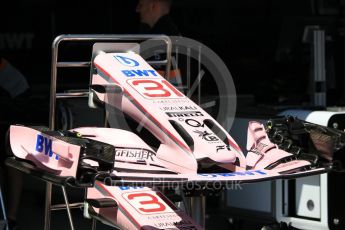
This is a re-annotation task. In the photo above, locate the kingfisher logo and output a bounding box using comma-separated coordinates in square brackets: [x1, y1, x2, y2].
[114, 55, 139, 67]
[115, 148, 156, 161]
[35, 134, 59, 160]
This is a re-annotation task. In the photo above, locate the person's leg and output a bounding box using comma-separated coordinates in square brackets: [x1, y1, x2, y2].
[2, 128, 23, 229]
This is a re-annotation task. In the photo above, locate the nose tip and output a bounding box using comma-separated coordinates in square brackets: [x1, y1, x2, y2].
[208, 149, 236, 164]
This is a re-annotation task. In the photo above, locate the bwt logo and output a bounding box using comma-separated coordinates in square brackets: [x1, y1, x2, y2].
[0, 33, 34, 50]
[122, 69, 158, 77]
[35, 134, 59, 160]
[119, 186, 145, 191]
[114, 55, 139, 67]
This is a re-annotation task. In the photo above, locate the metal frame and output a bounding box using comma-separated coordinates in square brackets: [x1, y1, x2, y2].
[303, 26, 326, 107]
[312, 29, 326, 107]
[45, 34, 172, 230]
[0, 187, 9, 230]
[275, 174, 329, 230]
[274, 111, 341, 230]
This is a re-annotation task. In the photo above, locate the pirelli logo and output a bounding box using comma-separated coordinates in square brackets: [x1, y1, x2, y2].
[166, 111, 203, 118]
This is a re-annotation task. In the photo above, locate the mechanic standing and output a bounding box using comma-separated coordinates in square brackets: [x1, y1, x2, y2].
[136, 0, 181, 36]
[0, 55, 30, 230]
[136, 0, 185, 87]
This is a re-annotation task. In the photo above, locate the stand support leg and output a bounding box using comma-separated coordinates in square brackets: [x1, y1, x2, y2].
[0, 187, 9, 230]
[61, 186, 75, 230]
[190, 196, 206, 228]
[92, 219, 97, 230]
[44, 182, 52, 230]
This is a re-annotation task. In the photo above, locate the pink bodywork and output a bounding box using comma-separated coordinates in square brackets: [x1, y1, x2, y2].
[7, 53, 326, 230]
[246, 121, 311, 173]
[72, 127, 178, 175]
[91, 53, 245, 173]
[10, 125, 80, 177]
[88, 181, 202, 230]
